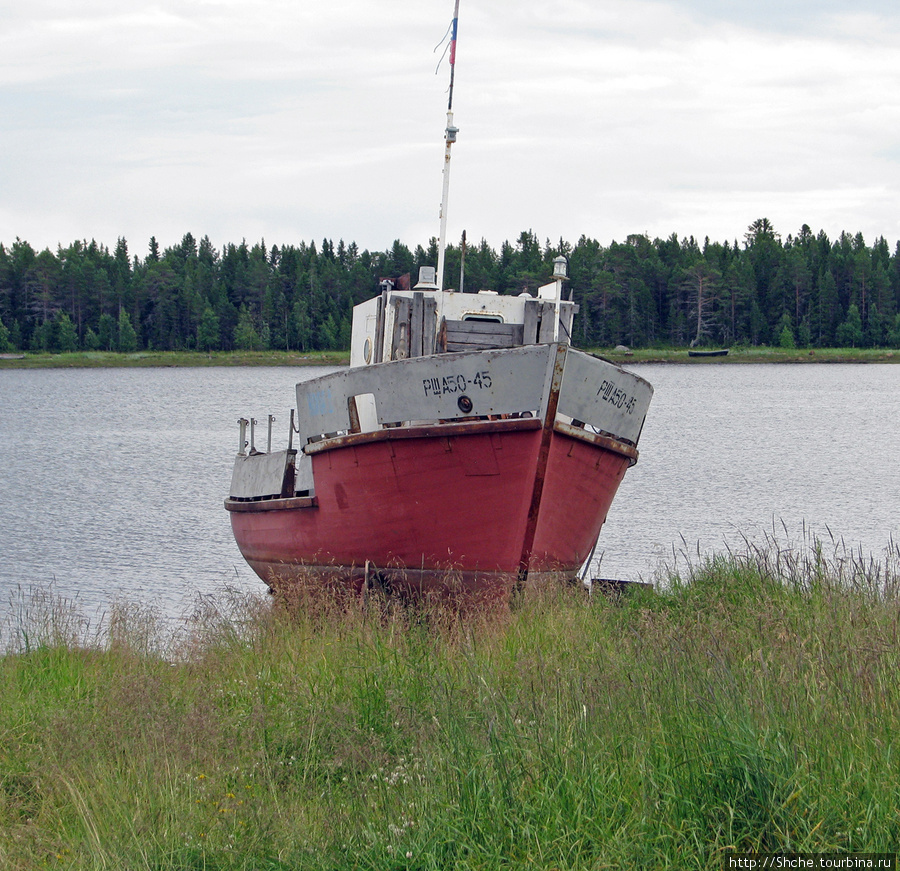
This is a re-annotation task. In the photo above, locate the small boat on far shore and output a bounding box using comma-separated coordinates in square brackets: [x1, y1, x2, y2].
[688, 348, 729, 358]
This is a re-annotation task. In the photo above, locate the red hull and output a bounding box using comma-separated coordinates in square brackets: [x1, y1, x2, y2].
[227, 418, 634, 601]
[531, 423, 630, 570]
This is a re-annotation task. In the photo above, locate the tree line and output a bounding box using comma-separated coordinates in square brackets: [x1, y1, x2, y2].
[2, 219, 900, 354]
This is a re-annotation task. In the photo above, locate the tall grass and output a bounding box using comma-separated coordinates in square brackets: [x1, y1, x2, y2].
[2, 536, 900, 869]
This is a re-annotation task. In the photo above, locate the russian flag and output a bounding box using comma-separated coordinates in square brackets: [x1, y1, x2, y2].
[449, 15, 458, 66]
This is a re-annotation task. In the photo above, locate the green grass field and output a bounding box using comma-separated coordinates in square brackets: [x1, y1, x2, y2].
[2, 536, 899, 869]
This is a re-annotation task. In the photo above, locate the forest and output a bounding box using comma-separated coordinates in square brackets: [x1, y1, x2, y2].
[2, 218, 900, 354]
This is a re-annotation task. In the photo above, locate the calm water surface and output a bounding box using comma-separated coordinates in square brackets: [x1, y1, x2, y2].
[0, 363, 897, 628]
[597, 363, 900, 581]
[0, 366, 339, 630]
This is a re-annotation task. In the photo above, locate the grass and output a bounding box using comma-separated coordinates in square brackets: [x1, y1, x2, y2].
[2, 536, 900, 869]
[0, 350, 349, 369]
[599, 345, 900, 364]
[2, 346, 899, 369]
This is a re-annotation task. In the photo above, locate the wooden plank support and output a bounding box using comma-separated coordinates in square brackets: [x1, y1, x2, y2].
[391, 297, 411, 360]
[411, 292, 424, 358]
[423, 297, 438, 354]
[523, 299, 540, 344]
[444, 320, 524, 351]
[537, 301, 557, 343]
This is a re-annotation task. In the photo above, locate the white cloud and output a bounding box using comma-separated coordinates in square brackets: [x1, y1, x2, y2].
[1, 0, 899, 255]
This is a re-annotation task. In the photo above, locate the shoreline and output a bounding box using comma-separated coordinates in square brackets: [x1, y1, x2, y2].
[0, 349, 350, 369]
[0, 346, 898, 369]
[607, 346, 899, 364]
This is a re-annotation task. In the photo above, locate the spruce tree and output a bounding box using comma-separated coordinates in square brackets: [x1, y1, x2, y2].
[0, 316, 12, 352]
[55, 311, 79, 352]
[117, 309, 138, 353]
[835, 303, 863, 348]
[197, 307, 220, 351]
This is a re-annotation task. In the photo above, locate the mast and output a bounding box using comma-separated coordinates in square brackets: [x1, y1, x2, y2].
[436, 0, 459, 292]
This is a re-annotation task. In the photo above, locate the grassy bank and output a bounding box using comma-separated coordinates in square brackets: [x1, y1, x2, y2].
[2, 540, 900, 869]
[2, 346, 899, 369]
[0, 350, 349, 369]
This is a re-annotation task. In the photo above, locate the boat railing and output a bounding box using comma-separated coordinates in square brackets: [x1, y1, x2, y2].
[235, 414, 279, 457]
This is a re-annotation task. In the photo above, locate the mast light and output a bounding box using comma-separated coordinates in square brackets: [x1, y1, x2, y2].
[553, 255, 568, 279]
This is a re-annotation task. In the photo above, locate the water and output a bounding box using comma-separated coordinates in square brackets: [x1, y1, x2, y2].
[0, 363, 898, 629]
[596, 363, 900, 581]
[0, 366, 340, 630]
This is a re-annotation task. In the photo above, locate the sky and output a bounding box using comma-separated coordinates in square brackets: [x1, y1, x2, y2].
[2, 0, 900, 259]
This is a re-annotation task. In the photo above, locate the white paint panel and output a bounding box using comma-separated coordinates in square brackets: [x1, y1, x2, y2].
[229, 450, 294, 499]
[295, 345, 554, 440]
[557, 349, 654, 445]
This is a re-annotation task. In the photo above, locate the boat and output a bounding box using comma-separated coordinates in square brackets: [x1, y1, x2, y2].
[687, 348, 729, 357]
[224, 3, 653, 605]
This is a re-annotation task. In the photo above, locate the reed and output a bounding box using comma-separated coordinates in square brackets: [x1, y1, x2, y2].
[2, 535, 899, 869]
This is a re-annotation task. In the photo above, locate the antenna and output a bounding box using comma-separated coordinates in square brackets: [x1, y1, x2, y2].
[436, 0, 460, 292]
[459, 229, 467, 294]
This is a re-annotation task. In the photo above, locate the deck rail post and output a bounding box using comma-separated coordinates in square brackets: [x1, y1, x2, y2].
[237, 418, 248, 456]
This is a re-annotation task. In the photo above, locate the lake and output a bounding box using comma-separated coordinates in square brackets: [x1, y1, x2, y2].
[1, 363, 898, 632]
[597, 362, 900, 582]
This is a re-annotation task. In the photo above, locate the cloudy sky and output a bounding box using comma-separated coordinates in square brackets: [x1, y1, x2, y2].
[2, 0, 899, 259]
